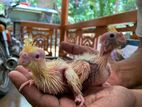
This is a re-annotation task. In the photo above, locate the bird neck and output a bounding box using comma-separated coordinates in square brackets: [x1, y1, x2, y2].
[28, 59, 51, 78]
[93, 53, 112, 85]
[96, 53, 111, 69]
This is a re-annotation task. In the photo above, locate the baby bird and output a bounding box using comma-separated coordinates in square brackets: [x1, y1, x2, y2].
[60, 31, 126, 87]
[18, 37, 90, 107]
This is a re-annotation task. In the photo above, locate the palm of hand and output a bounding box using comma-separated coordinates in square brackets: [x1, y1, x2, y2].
[9, 66, 135, 107]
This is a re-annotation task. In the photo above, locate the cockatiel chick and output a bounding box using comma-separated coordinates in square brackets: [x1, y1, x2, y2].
[18, 37, 90, 107]
[60, 31, 126, 87]
[93, 32, 126, 86]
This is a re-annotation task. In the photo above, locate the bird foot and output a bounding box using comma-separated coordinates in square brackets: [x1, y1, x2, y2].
[103, 82, 111, 87]
[19, 79, 34, 92]
[75, 94, 85, 107]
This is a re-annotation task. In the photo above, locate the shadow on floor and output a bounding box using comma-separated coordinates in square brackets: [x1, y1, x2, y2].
[0, 83, 31, 107]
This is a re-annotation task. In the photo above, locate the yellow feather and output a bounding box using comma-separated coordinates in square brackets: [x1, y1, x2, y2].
[107, 25, 118, 32]
[21, 38, 83, 95]
[23, 36, 38, 53]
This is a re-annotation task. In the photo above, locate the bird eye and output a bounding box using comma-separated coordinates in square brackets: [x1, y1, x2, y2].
[35, 54, 40, 59]
[109, 33, 115, 38]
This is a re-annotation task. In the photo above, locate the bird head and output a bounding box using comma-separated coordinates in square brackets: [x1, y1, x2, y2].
[99, 32, 126, 56]
[19, 37, 46, 67]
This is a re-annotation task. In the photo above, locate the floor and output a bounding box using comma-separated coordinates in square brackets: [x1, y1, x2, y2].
[0, 84, 32, 107]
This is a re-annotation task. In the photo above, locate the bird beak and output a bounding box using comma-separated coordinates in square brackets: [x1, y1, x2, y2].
[18, 52, 30, 66]
[117, 32, 127, 47]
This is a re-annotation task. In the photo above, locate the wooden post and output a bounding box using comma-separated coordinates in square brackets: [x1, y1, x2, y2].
[95, 26, 107, 49]
[59, 0, 69, 56]
[60, 0, 69, 42]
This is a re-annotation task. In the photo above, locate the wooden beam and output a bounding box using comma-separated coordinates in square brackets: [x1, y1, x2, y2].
[60, 0, 69, 42]
[18, 20, 60, 29]
[65, 10, 137, 30]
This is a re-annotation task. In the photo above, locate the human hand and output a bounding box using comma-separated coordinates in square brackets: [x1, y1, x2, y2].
[9, 66, 136, 107]
[9, 65, 82, 107]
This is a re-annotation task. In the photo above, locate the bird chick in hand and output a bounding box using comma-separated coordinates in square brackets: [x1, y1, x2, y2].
[18, 30, 126, 107]
[18, 37, 90, 107]
[60, 31, 126, 88]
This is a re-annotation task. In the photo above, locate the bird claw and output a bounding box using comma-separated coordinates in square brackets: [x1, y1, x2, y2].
[103, 82, 111, 87]
[19, 80, 34, 92]
[75, 94, 85, 107]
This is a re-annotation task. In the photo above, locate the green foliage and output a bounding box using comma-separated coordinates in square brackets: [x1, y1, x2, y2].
[14, 0, 137, 24]
[0, 4, 5, 14]
[28, 0, 38, 6]
[0, 0, 137, 24]
[120, 0, 136, 12]
[13, 0, 38, 6]
[68, 0, 94, 23]
[67, 0, 136, 24]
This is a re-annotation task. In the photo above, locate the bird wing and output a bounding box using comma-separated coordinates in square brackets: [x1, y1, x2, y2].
[70, 60, 91, 84]
[64, 66, 82, 95]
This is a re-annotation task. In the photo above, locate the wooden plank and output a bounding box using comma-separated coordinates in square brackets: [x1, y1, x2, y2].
[65, 10, 137, 30]
[116, 26, 136, 32]
[16, 20, 60, 29]
[66, 25, 136, 34]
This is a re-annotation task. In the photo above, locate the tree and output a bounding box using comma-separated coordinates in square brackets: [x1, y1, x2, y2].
[66, 0, 136, 24]
[1, 0, 136, 24]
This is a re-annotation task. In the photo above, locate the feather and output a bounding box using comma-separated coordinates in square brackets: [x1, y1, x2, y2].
[23, 36, 38, 53]
[107, 25, 118, 32]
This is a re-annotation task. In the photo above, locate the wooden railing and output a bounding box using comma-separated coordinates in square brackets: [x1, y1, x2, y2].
[63, 10, 137, 50]
[14, 10, 137, 58]
[14, 20, 60, 57]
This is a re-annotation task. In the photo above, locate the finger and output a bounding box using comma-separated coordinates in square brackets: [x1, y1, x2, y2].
[59, 97, 76, 107]
[15, 65, 32, 79]
[9, 71, 42, 105]
[9, 71, 59, 107]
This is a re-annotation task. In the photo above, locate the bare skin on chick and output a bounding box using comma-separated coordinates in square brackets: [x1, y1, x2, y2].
[18, 38, 92, 106]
